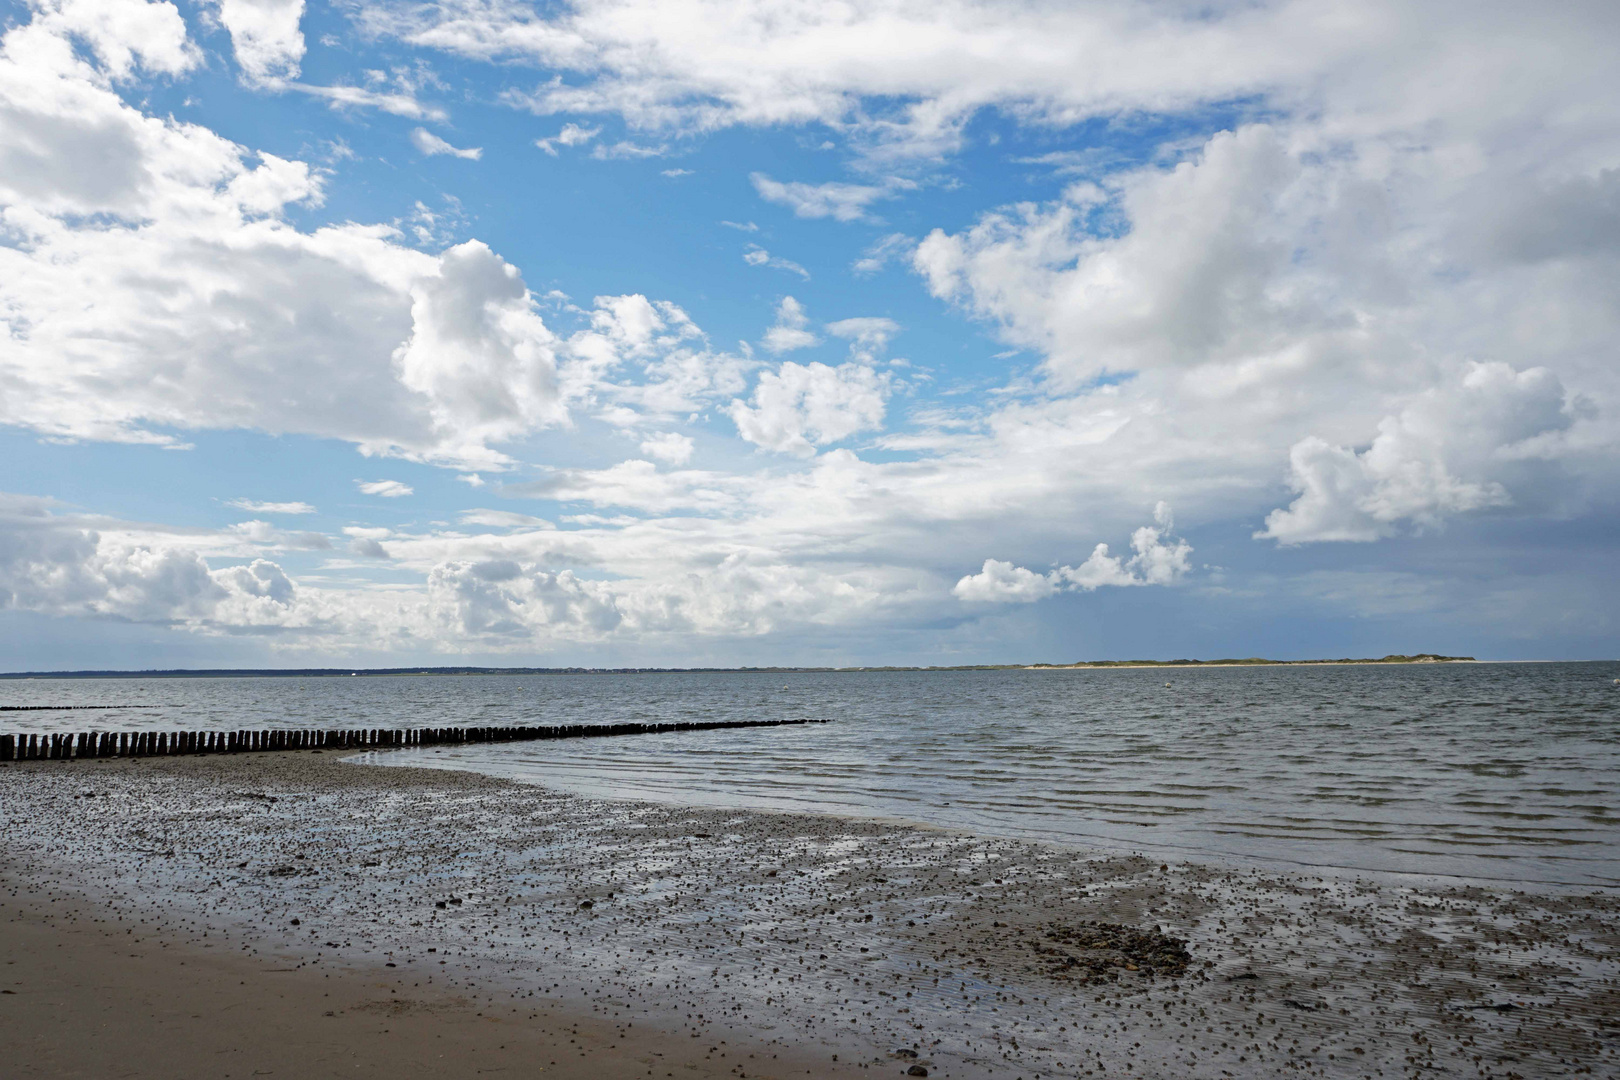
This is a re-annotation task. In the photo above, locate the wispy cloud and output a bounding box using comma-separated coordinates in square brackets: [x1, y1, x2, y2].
[743, 244, 809, 279]
[535, 122, 600, 155]
[751, 173, 910, 222]
[226, 499, 317, 515]
[290, 83, 447, 121]
[592, 140, 666, 160]
[357, 480, 414, 498]
[410, 128, 482, 160]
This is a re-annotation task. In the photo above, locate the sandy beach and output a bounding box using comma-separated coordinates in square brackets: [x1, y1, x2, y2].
[3, 750, 1616, 1079]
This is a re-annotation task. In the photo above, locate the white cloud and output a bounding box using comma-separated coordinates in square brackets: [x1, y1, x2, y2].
[729, 359, 890, 457]
[358, 480, 414, 497]
[289, 82, 447, 121]
[949, 559, 1059, 604]
[591, 140, 665, 160]
[507, 460, 743, 514]
[226, 499, 317, 514]
[915, 126, 1305, 379]
[0, 6, 572, 472]
[551, 294, 752, 426]
[660, 167, 692, 177]
[535, 122, 600, 155]
[28, 0, 198, 82]
[4, 0, 1619, 660]
[826, 317, 900, 364]
[852, 233, 913, 275]
[411, 127, 482, 160]
[364, 0, 1369, 160]
[640, 431, 695, 465]
[225, 519, 331, 549]
[457, 509, 553, 529]
[212, 0, 305, 87]
[0, 494, 304, 628]
[760, 296, 818, 354]
[1258, 364, 1582, 544]
[954, 505, 1192, 602]
[742, 245, 809, 280]
[751, 173, 892, 222]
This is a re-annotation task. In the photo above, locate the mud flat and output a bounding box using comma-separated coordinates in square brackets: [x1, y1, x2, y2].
[3, 751, 1617, 1079]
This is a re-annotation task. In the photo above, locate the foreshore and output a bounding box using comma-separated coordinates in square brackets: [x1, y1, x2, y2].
[3, 751, 1616, 1079]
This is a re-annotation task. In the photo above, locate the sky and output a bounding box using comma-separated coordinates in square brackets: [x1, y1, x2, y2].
[0, 0, 1616, 669]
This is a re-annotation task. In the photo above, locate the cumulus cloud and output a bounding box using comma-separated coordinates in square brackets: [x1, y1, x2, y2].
[0, 494, 303, 628]
[357, 480, 414, 497]
[729, 360, 890, 457]
[554, 294, 752, 424]
[393, 240, 566, 456]
[640, 431, 695, 465]
[914, 126, 1304, 379]
[1258, 364, 1583, 544]
[430, 561, 622, 638]
[4, 0, 1619, 661]
[0, 6, 568, 471]
[760, 296, 817, 354]
[212, 0, 305, 86]
[954, 504, 1192, 602]
[410, 127, 482, 159]
[27, 0, 198, 82]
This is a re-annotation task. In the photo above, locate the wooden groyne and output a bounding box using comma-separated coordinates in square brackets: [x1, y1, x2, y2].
[0, 717, 830, 761]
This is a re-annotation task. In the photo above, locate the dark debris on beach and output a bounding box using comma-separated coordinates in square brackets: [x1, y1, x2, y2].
[1030, 919, 1194, 983]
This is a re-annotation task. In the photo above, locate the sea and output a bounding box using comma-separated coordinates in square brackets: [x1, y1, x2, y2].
[4, 661, 1617, 888]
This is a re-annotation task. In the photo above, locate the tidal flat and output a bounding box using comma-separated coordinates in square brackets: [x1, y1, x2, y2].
[3, 750, 1617, 1079]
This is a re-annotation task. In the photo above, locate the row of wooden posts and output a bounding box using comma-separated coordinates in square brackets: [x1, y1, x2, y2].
[0, 717, 829, 761]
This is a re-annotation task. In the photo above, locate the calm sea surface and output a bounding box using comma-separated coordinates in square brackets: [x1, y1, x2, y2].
[5, 663, 1618, 886]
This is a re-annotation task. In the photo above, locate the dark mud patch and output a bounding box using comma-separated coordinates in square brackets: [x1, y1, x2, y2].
[1029, 919, 1193, 982]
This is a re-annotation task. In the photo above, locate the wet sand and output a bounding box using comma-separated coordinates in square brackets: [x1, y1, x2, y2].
[2, 894, 809, 1079]
[3, 751, 1617, 1079]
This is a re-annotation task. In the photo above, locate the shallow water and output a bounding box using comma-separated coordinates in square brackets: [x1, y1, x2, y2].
[5, 662, 1618, 885]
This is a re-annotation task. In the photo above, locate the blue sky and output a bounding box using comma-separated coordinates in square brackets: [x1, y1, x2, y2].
[0, 0, 1616, 669]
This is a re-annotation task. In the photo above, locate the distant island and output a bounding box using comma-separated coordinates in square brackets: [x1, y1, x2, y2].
[0, 655, 1477, 679]
[1029, 654, 1476, 669]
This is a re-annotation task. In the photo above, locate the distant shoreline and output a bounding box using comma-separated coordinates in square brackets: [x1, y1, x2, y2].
[1028, 653, 1478, 670]
[0, 653, 1487, 678]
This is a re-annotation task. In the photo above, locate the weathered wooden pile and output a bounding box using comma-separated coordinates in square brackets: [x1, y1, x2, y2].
[0, 717, 829, 761]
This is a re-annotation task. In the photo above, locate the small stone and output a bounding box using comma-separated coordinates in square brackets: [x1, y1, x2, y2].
[907, 1066, 929, 1077]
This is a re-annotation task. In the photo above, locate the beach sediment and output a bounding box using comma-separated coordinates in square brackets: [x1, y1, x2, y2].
[3, 751, 1616, 1079]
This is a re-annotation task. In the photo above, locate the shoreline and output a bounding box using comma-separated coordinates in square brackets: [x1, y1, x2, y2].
[4, 751, 1617, 1078]
[0, 656, 1500, 679]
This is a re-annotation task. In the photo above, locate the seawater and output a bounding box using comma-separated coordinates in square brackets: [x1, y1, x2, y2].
[5, 662, 1618, 886]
